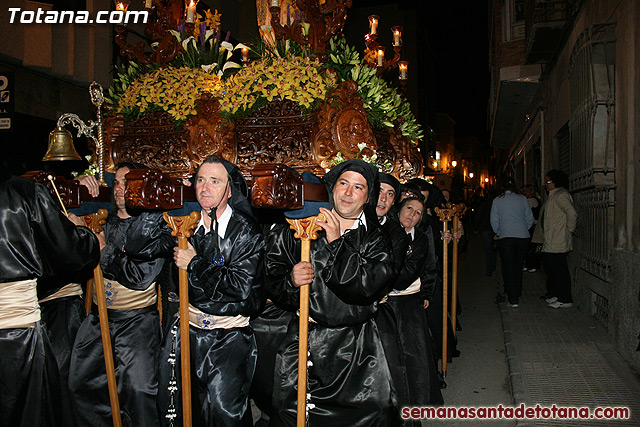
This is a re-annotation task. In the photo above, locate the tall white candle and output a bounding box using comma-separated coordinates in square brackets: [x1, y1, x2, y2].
[377, 49, 384, 67]
[145, 0, 153, 8]
[186, 0, 196, 23]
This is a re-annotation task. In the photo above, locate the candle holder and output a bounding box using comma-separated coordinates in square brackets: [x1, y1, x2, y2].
[241, 47, 250, 65]
[185, 0, 199, 24]
[269, 0, 352, 62]
[391, 26, 403, 47]
[365, 22, 403, 78]
[114, 0, 188, 66]
[113, 0, 130, 12]
[368, 15, 379, 35]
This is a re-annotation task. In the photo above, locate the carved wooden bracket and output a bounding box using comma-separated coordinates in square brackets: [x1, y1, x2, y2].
[21, 171, 111, 208]
[82, 209, 109, 233]
[125, 168, 195, 210]
[250, 164, 328, 209]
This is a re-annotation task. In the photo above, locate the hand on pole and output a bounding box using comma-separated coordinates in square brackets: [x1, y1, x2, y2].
[291, 261, 314, 288]
[174, 241, 196, 270]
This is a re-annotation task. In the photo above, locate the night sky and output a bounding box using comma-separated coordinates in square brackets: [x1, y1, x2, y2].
[426, 1, 490, 142]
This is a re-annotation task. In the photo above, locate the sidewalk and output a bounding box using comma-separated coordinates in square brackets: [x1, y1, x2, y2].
[499, 266, 640, 426]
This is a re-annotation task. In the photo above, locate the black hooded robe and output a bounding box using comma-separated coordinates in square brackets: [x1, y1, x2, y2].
[266, 212, 401, 426]
[69, 211, 174, 427]
[157, 207, 265, 427]
[0, 176, 99, 427]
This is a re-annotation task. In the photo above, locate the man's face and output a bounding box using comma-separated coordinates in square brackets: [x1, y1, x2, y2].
[442, 189, 450, 202]
[195, 162, 231, 213]
[399, 199, 424, 230]
[113, 166, 130, 213]
[544, 176, 555, 192]
[332, 171, 369, 219]
[376, 182, 396, 219]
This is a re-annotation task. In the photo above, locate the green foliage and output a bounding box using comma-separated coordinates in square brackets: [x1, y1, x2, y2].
[104, 62, 149, 106]
[326, 36, 423, 143]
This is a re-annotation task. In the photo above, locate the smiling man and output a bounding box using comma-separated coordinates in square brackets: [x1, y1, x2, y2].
[266, 159, 400, 426]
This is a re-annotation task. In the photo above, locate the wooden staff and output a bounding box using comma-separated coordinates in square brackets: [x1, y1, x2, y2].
[48, 174, 120, 426]
[164, 211, 201, 427]
[85, 279, 94, 315]
[285, 214, 326, 427]
[81, 208, 122, 427]
[434, 206, 454, 377]
[451, 204, 467, 340]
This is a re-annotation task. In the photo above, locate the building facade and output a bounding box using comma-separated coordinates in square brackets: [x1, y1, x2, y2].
[489, 0, 640, 369]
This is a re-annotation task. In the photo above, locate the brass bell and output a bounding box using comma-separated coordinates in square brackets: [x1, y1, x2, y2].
[43, 126, 82, 161]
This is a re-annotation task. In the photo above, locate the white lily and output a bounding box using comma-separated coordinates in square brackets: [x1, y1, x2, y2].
[201, 63, 217, 73]
[222, 61, 241, 72]
[233, 43, 250, 51]
[181, 36, 195, 51]
[204, 29, 215, 43]
[169, 30, 181, 41]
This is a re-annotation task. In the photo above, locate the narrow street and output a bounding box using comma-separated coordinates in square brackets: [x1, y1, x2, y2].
[425, 234, 640, 426]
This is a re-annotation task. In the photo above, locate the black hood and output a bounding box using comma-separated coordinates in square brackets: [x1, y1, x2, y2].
[322, 159, 380, 219]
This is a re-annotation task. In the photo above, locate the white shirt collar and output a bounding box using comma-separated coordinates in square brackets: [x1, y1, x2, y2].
[407, 227, 415, 239]
[343, 210, 367, 234]
[197, 205, 233, 239]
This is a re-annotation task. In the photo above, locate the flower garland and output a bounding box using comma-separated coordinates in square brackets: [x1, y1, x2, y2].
[219, 56, 335, 116]
[117, 66, 223, 123]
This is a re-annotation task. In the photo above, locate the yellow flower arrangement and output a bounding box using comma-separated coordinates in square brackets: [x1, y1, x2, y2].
[219, 56, 335, 116]
[193, 9, 221, 39]
[117, 66, 223, 123]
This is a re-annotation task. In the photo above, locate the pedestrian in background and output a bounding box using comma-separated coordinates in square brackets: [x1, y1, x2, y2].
[533, 170, 578, 309]
[490, 180, 534, 307]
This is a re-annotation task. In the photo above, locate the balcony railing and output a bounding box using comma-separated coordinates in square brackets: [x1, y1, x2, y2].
[524, 0, 571, 64]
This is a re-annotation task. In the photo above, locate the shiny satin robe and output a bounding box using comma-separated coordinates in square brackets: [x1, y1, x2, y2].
[0, 176, 99, 427]
[157, 209, 265, 427]
[69, 212, 174, 427]
[266, 216, 401, 427]
[376, 226, 443, 415]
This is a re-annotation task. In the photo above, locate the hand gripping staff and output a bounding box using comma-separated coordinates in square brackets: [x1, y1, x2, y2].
[163, 211, 201, 427]
[434, 205, 454, 378]
[285, 214, 327, 427]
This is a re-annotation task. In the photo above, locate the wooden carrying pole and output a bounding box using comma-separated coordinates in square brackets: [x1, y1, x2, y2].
[81, 209, 122, 427]
[435, 207, 454, 377]
[164, 211, 201, 427]
[450, 204, 466, 339]
[285, 214, 326, 427]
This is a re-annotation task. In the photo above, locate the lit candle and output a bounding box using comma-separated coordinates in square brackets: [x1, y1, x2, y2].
[469, 172, 474, 178]
[377, 48, 385, 67]
[271, 0, 279, 6]
[241, 47, 249, 62]
[369, 15, 379, 35]
[392, 26, 402, 46]
[145, 0, 153, 8]
[398, 61, 408, 80]
[186, 0, 196, 23]
[115, 1, 126, 11]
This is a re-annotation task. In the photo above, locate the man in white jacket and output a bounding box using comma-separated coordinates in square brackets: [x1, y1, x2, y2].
[535, 170, 578, 308]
